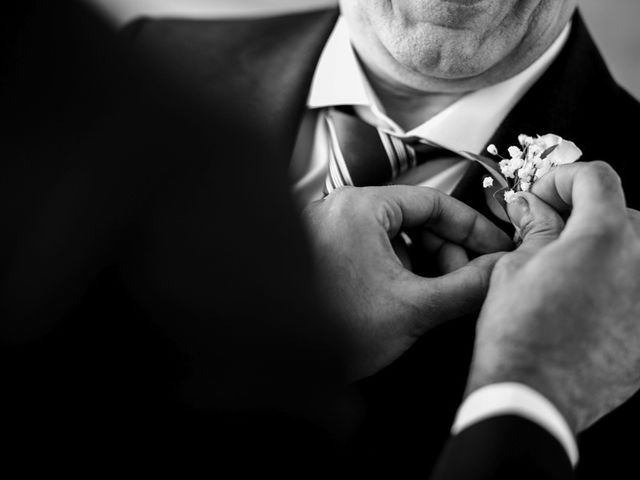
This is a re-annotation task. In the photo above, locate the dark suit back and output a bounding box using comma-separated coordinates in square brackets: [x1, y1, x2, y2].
[1, 3, 353, 475]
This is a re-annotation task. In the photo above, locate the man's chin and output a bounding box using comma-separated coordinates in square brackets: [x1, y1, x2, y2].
[389, 0, 499, 29]
[390, 43, 498, 85]
[385, 58, 507, 94]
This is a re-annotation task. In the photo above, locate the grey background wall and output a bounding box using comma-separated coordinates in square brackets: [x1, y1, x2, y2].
[89, 0, 640, 100]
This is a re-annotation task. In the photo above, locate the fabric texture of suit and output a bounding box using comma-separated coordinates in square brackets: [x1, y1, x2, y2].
[121, 8, 640, 478]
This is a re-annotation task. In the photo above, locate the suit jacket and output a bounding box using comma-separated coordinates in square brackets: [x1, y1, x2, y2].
[122, 8, 640, 478]
[1, 2, 352, 475]
[431, 416, 574, 480]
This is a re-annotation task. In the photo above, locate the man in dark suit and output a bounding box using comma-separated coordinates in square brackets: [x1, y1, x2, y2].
[5, 1, 640, 477]
[121, 0, 640, 477]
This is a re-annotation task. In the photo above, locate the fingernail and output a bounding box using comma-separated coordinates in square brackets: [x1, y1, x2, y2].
[507, 195, 530, 229]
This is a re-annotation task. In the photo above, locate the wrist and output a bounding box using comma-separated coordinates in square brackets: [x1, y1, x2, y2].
[467, 349, 582, 434]
[454, 382, 580, 467]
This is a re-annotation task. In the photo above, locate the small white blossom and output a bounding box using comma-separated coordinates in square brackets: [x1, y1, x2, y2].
[483, 177, 494, 189]
[520, 181, 531, 192]
[500, 160, 516, 179]
[532, 155, 544, 168]
[518, 134, 533, 147]
[510, 156, 525, 170]
[487, 144, 498, 156]
[528, 144, 544, 158]
[508, 146, 522, 159]
[518, 165, 535, 180]
[534, 160, 553, 180]
[504, 190, 517, 204]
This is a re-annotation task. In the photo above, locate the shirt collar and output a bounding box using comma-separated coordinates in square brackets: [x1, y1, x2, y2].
[307, 16, 571, 153]
[307, 17, 371, 109]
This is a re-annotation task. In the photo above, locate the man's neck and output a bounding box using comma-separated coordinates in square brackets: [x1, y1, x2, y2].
[362, 61, 465, 131]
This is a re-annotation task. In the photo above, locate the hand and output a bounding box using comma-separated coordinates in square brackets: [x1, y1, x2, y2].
[303, 185, 512, 380]
[468, 161, 640, 433]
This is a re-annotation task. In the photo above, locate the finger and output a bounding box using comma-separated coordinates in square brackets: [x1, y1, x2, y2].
[436, 242, 470, 274]
[402, 252, 505, 324]
[420, 230, 470, 272]
[420, 230, 446, 253]
[371, 185, 512, 253]
[507, 192, 565, 254]
[530, 161, 627, 238]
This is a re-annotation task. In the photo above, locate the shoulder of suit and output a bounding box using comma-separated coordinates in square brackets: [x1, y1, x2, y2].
[119, 9, 338, 57]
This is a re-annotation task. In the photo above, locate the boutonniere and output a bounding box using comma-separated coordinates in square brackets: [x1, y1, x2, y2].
[483, 133, 583, 203]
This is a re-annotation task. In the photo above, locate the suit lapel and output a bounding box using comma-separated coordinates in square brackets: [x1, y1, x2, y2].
[452, 11, 620, 229]
[488, 11, 618, 162]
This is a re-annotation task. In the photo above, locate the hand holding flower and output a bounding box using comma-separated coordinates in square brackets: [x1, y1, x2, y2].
[485, 133, 583, 203]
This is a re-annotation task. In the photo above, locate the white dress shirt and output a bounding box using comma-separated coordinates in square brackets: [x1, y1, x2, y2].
[289, 15, 577, 465]
[290, 16, 570, 207]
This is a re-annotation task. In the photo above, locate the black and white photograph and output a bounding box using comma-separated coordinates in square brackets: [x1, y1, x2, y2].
[3, 1, 640, 477]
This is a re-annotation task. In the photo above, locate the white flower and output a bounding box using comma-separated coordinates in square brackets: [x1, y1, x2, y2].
[518, 165, 535, 180]
[536, 134, 583, 165]
[508, 146, 522, 159]
[510, 156, 525, 170]
[535, 133, 562, 150]
[534, 160, 553, 180]
[483, 132, 582, 201]
[518, 134, 533, 147]
[528, 144, 544, 158]
[499, 160, 516, 179]
[504, 190, 517, 204]
[532, 155, 544, 168]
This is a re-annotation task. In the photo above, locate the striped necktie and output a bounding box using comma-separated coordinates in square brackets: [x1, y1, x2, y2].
[322, 106, 506, 197]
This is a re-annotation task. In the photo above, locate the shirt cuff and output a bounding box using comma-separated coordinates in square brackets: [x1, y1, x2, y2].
[452, 382, 579, 467]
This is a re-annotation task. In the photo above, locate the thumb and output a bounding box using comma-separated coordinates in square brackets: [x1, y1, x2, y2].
[507, 192, 565, 254]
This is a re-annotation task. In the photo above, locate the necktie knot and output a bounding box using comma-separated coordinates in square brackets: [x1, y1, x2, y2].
[323, 107, 463, 194]
[321, 106, 512, 230]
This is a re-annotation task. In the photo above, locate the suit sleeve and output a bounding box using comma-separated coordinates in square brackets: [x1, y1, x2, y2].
[430, 415, 575, 480]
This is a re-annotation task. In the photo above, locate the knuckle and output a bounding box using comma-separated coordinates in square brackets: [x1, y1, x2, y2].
[586, 161, 622, 188]
[521, 214, 563, 240]
[595, 210, 628, 236]
[492, 255, 517, 280]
